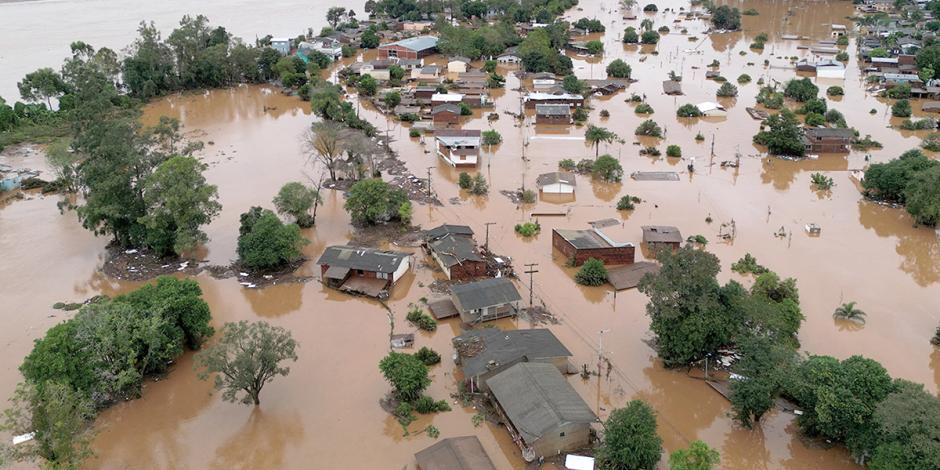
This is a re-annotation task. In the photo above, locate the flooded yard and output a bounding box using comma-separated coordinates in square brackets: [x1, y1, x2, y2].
[1, 0, 939, 468]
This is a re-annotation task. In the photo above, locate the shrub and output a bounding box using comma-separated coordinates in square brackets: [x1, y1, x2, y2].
[641, 30, 660, 45]
[835, 51, 849, 62]
[826, 86, 844, 96]
[468, 173, 488, 195]
[414, 395, 451, 413]
[623, 27, 639, 44]
[593, 154, 624, 182]
[409, 128, 421, 138]
[414, 347, 441, 365]
[743, 8, 759, 15]
[559, 158, 576, 170]
[459, 103, 472, 116]
[515, 221, 541, 237]
[666, 145, 682, 158]
[635, 103, 654, 114]
[481, 129, 502, 146]
[886, 84, 912, 99]
[695, 132, 705, 141]
[804, 113, 825, 127]
[922, 133, 940, 152]
[658, 26, 670, 33]
[458, 172, 472, 189]
[900, 118, 937, 130]
[810, 172, 834, 190]
[737, 74, 751, 84]
[606, 59, 632, 79]
[406, 306, 437, 331]
[891, 99, 912, 118]
[521, 189, 537, 203]
[575, 258, 608, 286]
[687, 234, 708, 245]
[573, 107, 588, 122]
[635, 119, 663, 137]
[730, 253, 767, 275]
[797, 98, 827, 115]
[784, 78, 818, 102]
[617, 195, 641, 210]
[677, 104, 703, 117]
[836, 35, 848, 46]
[576, 159, 595, 173]
[640, 146, 661, 156]
[643, 3, 658, 12]
[716, 82, 738, 97]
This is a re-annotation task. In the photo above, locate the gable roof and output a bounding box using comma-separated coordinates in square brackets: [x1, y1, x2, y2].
[426, 224, 474, 240]
[804, 127, 855, 139]
[641, 225, 683, 244]
[429, 234, 483, 268]
[535, 104, 572, 116]
[535, 171, 577, 187]
[486, 363, 597, 443]
[553, 228, 611, 249]
[436, 129, 481, 148]
[414, 436, 497, 470]
[432, 104, 461, 115]
[453, 328, 572, 377]
[451, 278, 521, 311]
[316, 246, 410, 273]
[383, 35, 439, 52]
[663, 80, 682, 94]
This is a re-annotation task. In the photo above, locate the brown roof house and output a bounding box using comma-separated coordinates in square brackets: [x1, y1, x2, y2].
[451, 278, 521, 324]
[453, 328, 572, 392]
[424, 224, 487, 280]
[552, 221, 635, 266]
[535, 104, 572, 124]
[486, 362, 597, 461]
[316, 246, 412, 299]
[415, 436, 497, 470]
[802, 127, 854, 153]
[641, 225, 682, 254]
[431, 104, 461, 124]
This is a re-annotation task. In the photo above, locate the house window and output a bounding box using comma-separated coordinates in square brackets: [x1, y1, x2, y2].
[377, 272, 388, 279]
[560, 431, 565, 437]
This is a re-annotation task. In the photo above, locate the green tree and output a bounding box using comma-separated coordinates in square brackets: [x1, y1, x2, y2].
[640, 30, 660, 45]
[357, 75, 377, 96]
[482, 129, 503, 146]
[122, 21, 179, 98]
[832, 301, 867, 324]
[753, 110, 804, 156]
[0, 381, 94, 469]
[273, 182, 320, 228]
[677, 104, 703, 117]
[360, 28, 380, 48]
[119, 275, 214, 350]
[666, 145, 681, 157]
[606, 59, 632, 78]
[586, 39, 604, 55]
[195, 321, 298, 406]
[383, 91, 401, 109]
[378, 351, 430, 402]
[236, 208, 307, 270]
[868, 380, 940, 469]
[562, 74, 586, 94]
[593, 154, 623, 182]
[139, 155, 221, 256]
[716, 82, 738, 97]
[711, 5, 742, 30]
[586, 125, 618, 158]
[635, 119, 662, 137]
[863, 150, 938, 203]
[344, 178, 409, 225]
[730, 334, 796, 427]
[17, 67, 68, 108]
[575, 258, 608, 285]
[623, 27, 640, 44]
[916, 45, 940, 79]
[326, 6, 347, 27]
[596, 400, 663, 470]
[669, 440, 720, 470]
[904, 165, 940, 226]
[891, 99, 912, 118]
[783, 78, 818, 102]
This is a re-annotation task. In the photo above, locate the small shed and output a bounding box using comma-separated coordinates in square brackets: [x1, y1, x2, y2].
[535, 104, 573, 124]
[435, 129, 481, 167]
[486, 362, 597, 461]
[447, 56, 471, 74]
[663, 80, 683, 95]
[415, 436, 497, 470]
[696, 102, 727, 117]
[451, 278, 521, 324]
[453, 328, 572, 392]
[641, 226, 682, 254]
[536, 172, 577, 194]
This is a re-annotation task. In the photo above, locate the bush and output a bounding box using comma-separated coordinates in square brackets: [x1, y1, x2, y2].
[835, 51, 849, 62]
[804, 113, 825, 127]
[406, 306, 437, 331]
[784, 78, 818, 102]
[559, 158, 576, 170]
[641, 30, 660, 45]
[891, 99, 912, 118]
[617, 195, 641, 210]
[414, 347, 441, 365]
[666, 145, 682, 158]
[573, 107, 588, 122]
[409, 128, 421, 138]
[716, 82, 738, 97]
[797, 98, 827, 115]
[379, 352, 430, 402]
[737, 74, 752, 84]
[658, 26, 670, 33]
[606, 59, 632, 79]
[640, 146, 661, 156]
[900, 118, 937, 130]
[458, 172, 472, 189]
[468, 173, 488, 195]
[635, 120, 663, 137]
[695, 132, 705, 141]
[810, 172, 834, 190]
[459, 103, 472, 116]
[885, 83, 911, 99]
[481, 129, 502, 146]
[826, 86, 844, 96]
[521, 189, 537, 203]
[596, 401, 663, 470]
[575, 258, 608, 286]
[757, 86, 784, 109]
[576, 158, 595, 173]
[635, 103, 654, 114]
[922, 133, 940, 152]
[593, 154, 624, 182]
[643, 3, 658, 12]
[515, 221, 541, 237]
[237, 208, 308, 271]
[414, 395, 451, 413]
[623, 27, 639, 44]
[836, 35, 848, 46]
[731, 253, 767, 275]
[677, 104, 703, 117]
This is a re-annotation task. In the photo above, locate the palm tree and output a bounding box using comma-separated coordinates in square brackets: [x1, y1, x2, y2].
[833, 302, 867, 324]
[640, 18, 654, 32]
[585, 125, 618, 158]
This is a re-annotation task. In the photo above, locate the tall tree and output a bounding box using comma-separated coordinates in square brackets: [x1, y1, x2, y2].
[378, 351, 430, 402]
[585, 125, 618, 158]
[17, 68, 67, 108]
[273, 182, 320, 228]
[195, 321, 298, 406]
[596, 400, 663, 470]
[304, 120, 345, 181]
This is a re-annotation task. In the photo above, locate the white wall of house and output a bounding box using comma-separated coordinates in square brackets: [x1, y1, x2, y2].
[391, 256, 412, 283]
[540, 183, 574, 194]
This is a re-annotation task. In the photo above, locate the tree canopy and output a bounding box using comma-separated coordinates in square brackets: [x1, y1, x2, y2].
[753, 110, 805, 156]
[344, 178, 410, 225]
[236, 208, 308, 271]
[596, 400, 663, 470]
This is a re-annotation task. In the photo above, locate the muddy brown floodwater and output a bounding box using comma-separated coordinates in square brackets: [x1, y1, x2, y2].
[2, 0, 940, 468]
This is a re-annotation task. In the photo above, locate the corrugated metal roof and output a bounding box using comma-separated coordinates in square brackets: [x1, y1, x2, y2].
[451, 278, 521, 311]
[414, 436, 497, 470]
[383, 35, 439, 52]
[553, 229, 610, 249]
[316, 246, 410, 273]
[453, 328, 572, 377]
[486, 363, 597, 444]
[426, 224, 474, 239]
[641, 226, 683, 244]
[535, 171, 576, 187]
[429, 234, 483, 268]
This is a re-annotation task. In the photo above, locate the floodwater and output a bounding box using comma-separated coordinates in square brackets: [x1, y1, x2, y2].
[1, 0, 939, 468]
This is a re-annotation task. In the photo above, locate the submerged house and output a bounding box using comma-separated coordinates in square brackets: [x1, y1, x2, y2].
[316, 246, 412, 298]
[435, 129, 481, 166]
[641, 225, 682, 253]
[451, 278, 522, 324]
[696, 102, 727, 117]
[424, 224, 487, 280]
[552, 223, 635, 266]
[535, 104, 572, 124]
[523, 92, 584, 109]
[535, 171, 577, 194]
[415, 436, 497, 470]
[663, 80, 683, 95]
[453, 328, 572, 392]
[486, 362, 597, 461]
[803, 127, 854, 153]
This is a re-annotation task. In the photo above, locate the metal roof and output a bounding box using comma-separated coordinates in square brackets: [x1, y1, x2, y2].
[535, 104, 572, 116]
[414, 436, 497, 470]
[429, 234, 483, 268]
[453, 328, 572, 377]
[426, 224, 474, 240]
[535, 171, 577, 187]
[432, 104, 461, 114]
[641, 226, 683, 244]
[663, 80, 682, 94]
[804, 127, 855, 138]
[485, 363, 597, 444]
[316, 246, 410, 273]
[607, 262, 660, 290]
[383, 35, 439, 52]
[451, 278, 521, 311]
[553, 229, 611, 249]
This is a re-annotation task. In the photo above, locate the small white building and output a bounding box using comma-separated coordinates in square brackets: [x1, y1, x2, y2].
[816, 59, 846, 79]
[447, 57, 470, 74]
[696, 101, 727, 117]
[435, 129, 481, 167]
[831, 24, 847, 37]
[536, 172, 577, 194]
[411, 65, 441, 81]
[270, 37, 291, 55]
[497, 47, 521, 64]
[299, 38, 343, 59]
[430, 93, 464, 105]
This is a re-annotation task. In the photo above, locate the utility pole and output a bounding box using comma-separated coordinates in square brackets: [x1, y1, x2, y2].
[597, 329, 611, 377]
[524, 263, 539, 309]
[426, 166, 433, 198]
[483, 222, 496, 253]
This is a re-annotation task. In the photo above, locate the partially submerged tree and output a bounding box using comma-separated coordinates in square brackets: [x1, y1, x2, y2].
[586, 125, 618, 158]
[832, 301, 867, 324]
[669, 440, 721, 470]
[195, 320, 298, 406]
[596, 400, 662, 470]
[378, 351, 431, 402]
[304, 120, 345, 181]
[236, 208, 308, 270]
[575, 258, 608, 286]
[753, 110, 804, 157]
[273, 182, 320, 228]
[593, 154, 624, 182]
[344, 178, 410, 225]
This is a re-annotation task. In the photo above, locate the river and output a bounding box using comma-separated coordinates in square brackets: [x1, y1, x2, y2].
[1, 0, 939, 468]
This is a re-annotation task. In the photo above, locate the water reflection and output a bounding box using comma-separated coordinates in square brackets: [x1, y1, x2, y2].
[209, 408, 305, 470]
[858, 200, 940, 286]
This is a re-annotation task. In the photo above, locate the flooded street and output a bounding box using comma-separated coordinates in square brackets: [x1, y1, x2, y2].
[2, 0, 939, 468]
